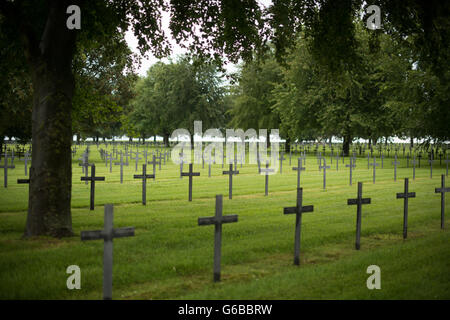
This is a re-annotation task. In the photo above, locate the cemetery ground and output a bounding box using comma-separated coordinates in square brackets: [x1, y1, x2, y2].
[0, 146, 449, 299]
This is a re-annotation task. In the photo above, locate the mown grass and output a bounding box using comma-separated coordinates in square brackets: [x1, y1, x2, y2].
[0, 145, 448, 299]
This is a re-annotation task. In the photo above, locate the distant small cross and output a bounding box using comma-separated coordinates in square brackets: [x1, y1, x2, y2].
[392, 154, 400, 181]
[198, 195, 238, 282]
[147, 155, 160, 178]
[0, 153, 15, 188]
[428, 158, 434, 179]
[347, 182, 371, 250]
[278, 152, 285, 174]
[260, 161, 275, 196]
[114, 152, 128, 184]
[319, 158, 330, 189]
[222, 164, 239, 199]
[283, 188, 314, 265]
[435, 175, 450, 229]
[345, 157, 356, 186]
[292, 157, 305, 189]
[81, 204, 135, 299]
[181, 163, 200, 201]
[369, 157, 379, 184]
[132, 151, 142, 172]
[396, 178, 416, 239]
[81, 164, 105, 210]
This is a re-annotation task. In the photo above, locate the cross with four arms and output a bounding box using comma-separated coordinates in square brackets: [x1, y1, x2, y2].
[105, 152, 115, 173]
[81, 204, 135, 300]
[222, 163, 239, 199]
[260, 161, 275, 196]
[181, 163, 200, 201]
[396, 178, 416, 239]
[147, 155, 160, 178]
[319, 158, 330, 189]
[345, 157, 356, 186]
[0, 153, 15, 188]
[114, 151, 129, 184]
[292, 157, 305, 189]
[435, 175, 450, 229]
[132, 151, 142, 172]
[283, 188, 314, 265]
[23, 151, 31, 176]
[369, 157, 379, 184]
[392, 154, 400, 181]
[347, 182, 371, 250]
[133, 164, 155, 205]
[278, 152, 285, 174]
[198, 194, 238, 282]
[81, 164, 105, 210]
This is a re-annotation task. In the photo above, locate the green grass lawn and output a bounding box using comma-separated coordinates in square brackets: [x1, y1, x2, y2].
[0, 145, 449, 299]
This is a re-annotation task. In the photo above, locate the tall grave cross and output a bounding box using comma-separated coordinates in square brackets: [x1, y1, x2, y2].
[292, 157, 305, 189]
[181, 163, 200, 201]
[345, 157, 356, 186]
[396, 178, 416, 239]
[198, 195, 238, 282]
[283, 188, 314, 265]
[147, 155, 160, 178]
[278, 152, 285, 174]
[105, 152, 114, 173]
[445, 154, 449, 177]
[133, 164, 155, 205]
[81, 165, 105, 210]
[132, 151, 142, 172]
[435, 175, 450, 229]
[23, 151, 31, 176]
[81, 204, 135, 300]
[392, 154, 400, 181]
[369, 157, 379, 184]
[260, 161, 275, 196]
[222, 164, 239, 199]
[114, 151, 128, 184]
[411, 155, 417, 180]
[347, 182, 371, 250]
[429, 158, 434, 179]
[0, 153, 15, 188]
[78, 152, 92, 184]
[319, 158, 330, 189]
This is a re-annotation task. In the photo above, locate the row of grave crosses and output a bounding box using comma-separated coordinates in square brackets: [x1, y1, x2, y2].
[80, 174, 449, 299]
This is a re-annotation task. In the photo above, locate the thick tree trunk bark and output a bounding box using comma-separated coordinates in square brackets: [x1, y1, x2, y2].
[24, 2, 77, 238]
[343, 134, 351, 157]
[164, 132, 170, 147]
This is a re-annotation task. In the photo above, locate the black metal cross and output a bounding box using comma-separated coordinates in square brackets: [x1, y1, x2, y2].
[392, 154, 400, 181]
[283, 188, 314, 265]
[396, 178, 416, 239]
[222, 163, 239, 199]
[147, 155, 160, 178]
[132, 151, 142, 172]
[198, 195, 238, 282]
[81, 204, 135, 299]
[260, 161, 275, 196]
[292, 157, 305, 189]
[345, 157, 356, 186]
[435, 175, 450, 229]
[114, 152, 128, 184]
[133, 164, 155, 205]
[0, 153, 15, 188]
[81, 164, 105, 210]
[369, 157, 379, 184]
[347, 182, 371, 250]
[181, 163, 200, 201]
[278, 152, 285, 174]
[319, 158, 330, 189]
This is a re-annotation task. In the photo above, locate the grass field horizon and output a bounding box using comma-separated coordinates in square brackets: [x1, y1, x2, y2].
[0, 145, 449, 299]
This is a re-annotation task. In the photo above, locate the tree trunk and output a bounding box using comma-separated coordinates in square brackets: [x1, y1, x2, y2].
[164, 132, 170, 147]
[285, 136, 291, 152]
[343, 134, 351, 157]
[410, 136, 414, 148]
[24, 2, 77, 238]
